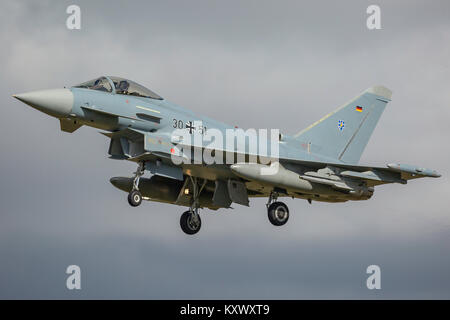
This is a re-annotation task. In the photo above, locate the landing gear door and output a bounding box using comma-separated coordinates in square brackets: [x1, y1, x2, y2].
[227, 179, 249, 206]
[213, 180, 232, 208]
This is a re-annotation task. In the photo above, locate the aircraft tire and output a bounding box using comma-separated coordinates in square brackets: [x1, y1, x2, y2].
[268, 201, 289, 226]
[128, 190, 142, 207]
[180, 211, 201, 235]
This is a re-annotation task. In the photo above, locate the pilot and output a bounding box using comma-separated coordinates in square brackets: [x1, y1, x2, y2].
[91, 78, 108, 92]
[118, 80, 130, 94]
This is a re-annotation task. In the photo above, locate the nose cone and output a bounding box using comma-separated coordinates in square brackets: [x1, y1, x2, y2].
[13, 88, 73, 118]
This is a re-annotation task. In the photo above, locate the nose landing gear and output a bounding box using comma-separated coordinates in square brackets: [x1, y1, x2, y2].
[128, 190, 142, 207]
[127, 162, 145, 207]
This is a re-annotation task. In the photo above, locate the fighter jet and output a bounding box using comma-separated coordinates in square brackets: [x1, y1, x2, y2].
[13, 76, 441, 234]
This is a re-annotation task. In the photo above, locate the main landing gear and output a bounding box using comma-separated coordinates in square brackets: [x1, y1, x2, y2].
[127, 162, 144, 207]
[180, 210, 202, 235]
[125, 164, 289, 232]
[266, 191, 289, 226]
[180, 177, 206, 235]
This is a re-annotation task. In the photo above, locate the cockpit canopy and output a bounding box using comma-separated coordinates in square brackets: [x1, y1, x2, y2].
[73, 76, 163, 100]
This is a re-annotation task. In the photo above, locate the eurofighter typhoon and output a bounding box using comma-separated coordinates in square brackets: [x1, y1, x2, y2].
[13, 76, 441, 234]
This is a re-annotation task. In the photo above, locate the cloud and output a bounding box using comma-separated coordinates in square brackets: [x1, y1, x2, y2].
[0, 0, 449, 299]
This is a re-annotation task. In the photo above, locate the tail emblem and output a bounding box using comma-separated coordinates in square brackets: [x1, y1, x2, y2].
[338, 120, 345, 131]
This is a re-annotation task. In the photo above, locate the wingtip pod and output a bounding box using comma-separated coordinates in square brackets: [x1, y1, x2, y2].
[366, 86, 392, 100]
[387, 163, 441, 178]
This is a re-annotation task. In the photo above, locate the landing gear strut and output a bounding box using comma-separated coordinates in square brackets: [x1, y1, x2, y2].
[128, 162, 144, 207]
[266, 191, 289, 226]
[180, 177, 206, 235]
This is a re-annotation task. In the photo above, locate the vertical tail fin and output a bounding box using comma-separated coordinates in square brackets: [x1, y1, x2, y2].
[294, 86, 392, 164]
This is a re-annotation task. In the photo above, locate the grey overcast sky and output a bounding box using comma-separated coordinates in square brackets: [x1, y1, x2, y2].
[0, 0, 449, 299]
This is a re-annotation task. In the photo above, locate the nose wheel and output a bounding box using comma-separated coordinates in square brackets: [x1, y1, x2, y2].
[266, 191, 289, 226]
[128, 190, 142, 207]
[128, 162, 145, 207]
